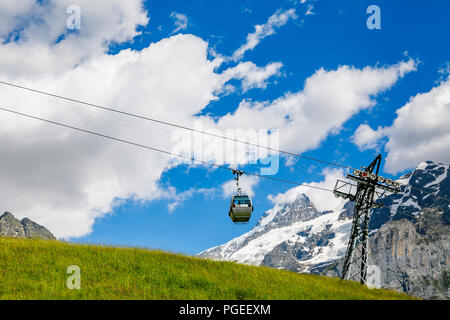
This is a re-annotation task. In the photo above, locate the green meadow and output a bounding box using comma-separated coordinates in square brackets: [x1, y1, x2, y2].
[0, 237, 415, 300]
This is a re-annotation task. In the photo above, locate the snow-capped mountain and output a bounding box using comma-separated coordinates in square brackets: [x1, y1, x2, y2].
[199, 160, 450, 299]
[199, 193, 353, 272]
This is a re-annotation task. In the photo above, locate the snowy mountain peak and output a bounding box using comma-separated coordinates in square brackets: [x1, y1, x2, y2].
[397, 160, 448, 188]
[256, 193, 317, 229]
[405, 160, 448, 195]
[416, 160, 447, 170]
[199, 191, 347, 269]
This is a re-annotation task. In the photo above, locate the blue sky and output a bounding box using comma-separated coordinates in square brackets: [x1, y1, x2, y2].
[0, 0, 449, 255]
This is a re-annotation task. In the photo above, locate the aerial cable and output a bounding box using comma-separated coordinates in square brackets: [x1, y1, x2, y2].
[0, 80, 352, 170]
[0, 106, 335, 194]
[0, 80, 448, 202]
[0, 105, 447, 232]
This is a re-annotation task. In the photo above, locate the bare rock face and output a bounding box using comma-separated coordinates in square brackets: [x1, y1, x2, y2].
[370, 217, 449, 300]
[21, 217, 56, 239]
[316, 215, 449, 300]
[0, 212, 26, 238]
[0, 212, 55, 240]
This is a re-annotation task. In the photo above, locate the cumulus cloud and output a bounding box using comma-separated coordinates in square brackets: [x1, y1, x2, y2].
[0, 32, 225, 238]
[353, 77, 450, 174]
[220, 61, 283, 92]
[222, 175, 259, 198]
[0, 0, 149, 78]
[352, 124, 386, 151]
[268, 168, 346, 213]
[0, 0, 38, 36]
[232, 8, 297, 61]
[170, 12, 188, 34]
[170, 59, 417, 189]
[215, 59, 417, 155]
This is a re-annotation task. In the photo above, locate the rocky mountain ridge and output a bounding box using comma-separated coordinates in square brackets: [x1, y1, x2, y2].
[0, 211, 55, 240]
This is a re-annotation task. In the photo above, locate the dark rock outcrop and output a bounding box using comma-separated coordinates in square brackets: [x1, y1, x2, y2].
[0, 212, 55, 240]
[0, 212, 26, 238]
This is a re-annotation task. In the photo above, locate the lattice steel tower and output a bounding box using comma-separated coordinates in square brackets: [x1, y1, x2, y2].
[333, 154, 401, 284]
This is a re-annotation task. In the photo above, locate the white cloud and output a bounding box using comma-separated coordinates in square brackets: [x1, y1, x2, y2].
[353, 78, 450, 174]
[0, 32, 225, 238]
[0, 0, 149, 79]
[166, 187, 216, 212]
[268, 168, 346, 213]
[215, 59, 417, 155]
[305, 4, 315, 16]
[352, 124, 386, 151]
[170, 12, 188, 34]
[172, 59, 417, 180]
[438, 62, 450, 76]
[220, 61, 283, 92]
[0, 0, 38, 36]
[232, 8, 297, 61]
[436, 62, 450, 84]
[355, 77, 450, 174]
[222, 175, 259, 198]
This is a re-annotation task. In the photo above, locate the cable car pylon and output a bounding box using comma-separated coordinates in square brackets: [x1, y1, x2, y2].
[333, 154, 401, 284]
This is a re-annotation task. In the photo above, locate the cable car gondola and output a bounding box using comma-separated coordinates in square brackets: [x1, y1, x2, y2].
[228, 170, 254, 223]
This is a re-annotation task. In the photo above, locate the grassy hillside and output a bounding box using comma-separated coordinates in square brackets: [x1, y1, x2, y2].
[0, 237, 415, 300]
